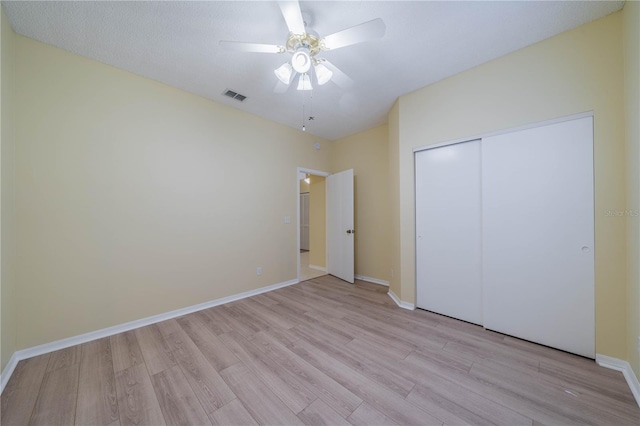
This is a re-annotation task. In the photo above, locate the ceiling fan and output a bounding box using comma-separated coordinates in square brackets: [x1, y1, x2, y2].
[219, 1, 386, 91]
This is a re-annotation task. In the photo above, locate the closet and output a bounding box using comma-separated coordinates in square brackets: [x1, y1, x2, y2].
[415, 115, 595, 358]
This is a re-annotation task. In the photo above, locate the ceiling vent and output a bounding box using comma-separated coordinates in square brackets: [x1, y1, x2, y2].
[223, 89, 247, 102]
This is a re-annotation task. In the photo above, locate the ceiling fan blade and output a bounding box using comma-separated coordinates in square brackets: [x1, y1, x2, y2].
[321, 18, 386, 50]
[322, 60, 354, 89]
[219, 41, 284, 54]
[278, 1, 305, 35]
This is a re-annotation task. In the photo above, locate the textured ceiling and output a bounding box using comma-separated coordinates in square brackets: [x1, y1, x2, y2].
[2, 1, 624, 140]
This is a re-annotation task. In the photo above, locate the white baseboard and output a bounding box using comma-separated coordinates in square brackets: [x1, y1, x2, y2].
[387, 289, 415, 310]
[0, 278, 298, 394]
[309, 264, 327, 272]
[0, 352, 20, 394]
[355, 274, 389, 287]
[596, 354, 640, 408]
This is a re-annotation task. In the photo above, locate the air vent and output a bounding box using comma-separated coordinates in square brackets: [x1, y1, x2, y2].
[223, 89, 247, 102]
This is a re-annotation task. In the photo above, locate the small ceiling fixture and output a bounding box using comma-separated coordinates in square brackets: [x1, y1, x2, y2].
[220, 0, 386, 91]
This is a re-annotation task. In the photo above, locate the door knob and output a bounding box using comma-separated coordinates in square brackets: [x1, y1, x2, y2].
[346, 229, 355, 234]
[346, 230, 351, 234]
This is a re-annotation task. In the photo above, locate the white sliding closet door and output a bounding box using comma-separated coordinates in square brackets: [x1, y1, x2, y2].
[416, 140, 483, 325]
[482, 117, 594, 358]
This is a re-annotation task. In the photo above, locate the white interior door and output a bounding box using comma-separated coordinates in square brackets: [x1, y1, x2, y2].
[300, 193, 309, 251]
[415, 140, 483, 325]
[327, 169, 354, 283]
[482, 116, 595, 358]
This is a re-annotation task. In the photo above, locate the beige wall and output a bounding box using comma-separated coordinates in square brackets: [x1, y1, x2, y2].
[332, 125, 390, 282]
[13, 34, 331, 350]
[624, 1, 640, 376]
[1, 7, 17, 372]
[394, 12, 628, 358]
[309, 175, 326, 268]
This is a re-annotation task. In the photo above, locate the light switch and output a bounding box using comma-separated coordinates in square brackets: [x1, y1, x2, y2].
[284, 216, 291, 224]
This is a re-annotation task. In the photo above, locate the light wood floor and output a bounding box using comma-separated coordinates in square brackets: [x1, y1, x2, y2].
[2, 276, 639, 426]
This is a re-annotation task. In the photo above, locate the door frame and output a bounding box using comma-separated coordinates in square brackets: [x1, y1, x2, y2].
[296, 167, 330, 282]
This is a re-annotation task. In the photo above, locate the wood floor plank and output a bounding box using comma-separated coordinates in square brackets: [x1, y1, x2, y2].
[225, 301, 275, 332]
[29, 364, 79, 426]
[156, 320, 236, 416]
[76, 338, 119, 425]
[469, 359, 639, 424]
[297, 399, 351, 426]
[346, 403, 398, 426]
[535, 361, 640, 420]
[290, 323, 416, 398]
[111, 330, 144, 373]
[345, 312, 447, 352]
[219, 331, 317, 414]
[442, 339, 540, 373]
[406, 377, 533, 425]
[208, 399, 258, 426]
[289, 337, 443, 425]
[261, 323, 301, 347]
[218, 304, 270, 338]
[437, 319, 507, 345]
[196, 309, 234, 336]
[134, 324, 177, 375]
[234, 297, 295, 330]
[46, 345, 82, 372]
[291, 319, 355, 347]
[301, 305, 417, 359]
[336, 320, 415, 359]
[114, 363, 166, 426]
[151, 365, 211, 426]
[251, 292, 280, 307]
[539, 358, 636, 404]
[176, 314, 240, 372]
[402, 350, 586, 426]
[334, 314, 420, 355]
[502, 334, 605, 368]
[283, 285, 345, 309]
[219, 363, 304, 425]
[250, 330, 363, 418]
[275, 289, 348, 320]
[1, 354, 50, 426]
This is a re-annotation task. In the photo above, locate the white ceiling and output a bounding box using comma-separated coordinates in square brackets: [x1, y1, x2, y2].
[2, 1, 624, 140]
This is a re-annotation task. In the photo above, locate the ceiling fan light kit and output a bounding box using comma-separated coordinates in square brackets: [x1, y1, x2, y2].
[313, 62, 333, 86]
[274, 62, 293, 84]
[297, 73, 313, 91]
[220, 0, 386, 93]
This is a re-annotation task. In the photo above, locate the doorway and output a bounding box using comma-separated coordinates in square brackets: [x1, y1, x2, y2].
[297, 168, 329, 282]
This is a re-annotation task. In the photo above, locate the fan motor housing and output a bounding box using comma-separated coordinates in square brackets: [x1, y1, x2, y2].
[286, 33, 322, 56]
